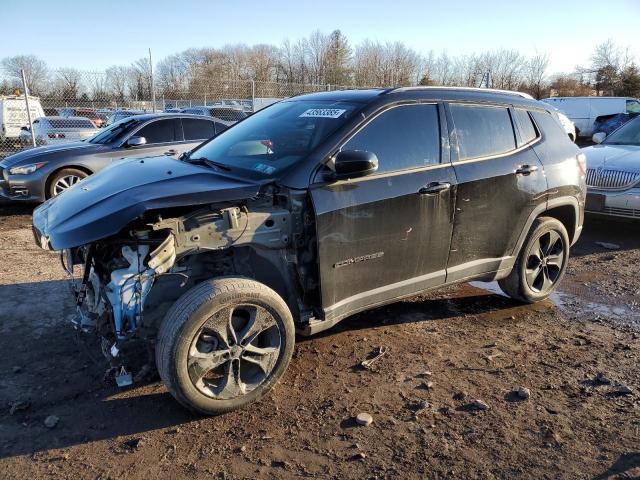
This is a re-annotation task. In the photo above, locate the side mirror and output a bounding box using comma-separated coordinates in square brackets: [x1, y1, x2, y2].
[592, 132, 606, 144]
[127, 136, 147, 147]
[333, 150, 379, 179]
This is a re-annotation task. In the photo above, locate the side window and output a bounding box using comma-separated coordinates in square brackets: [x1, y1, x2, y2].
[342, 104, 440, 173]
[182, 118, 216, 141]
[450, 104, 516, 160]
[136, 119, 180, 144]
[627, 100, 640, 113]
[513, 108, 538, 146]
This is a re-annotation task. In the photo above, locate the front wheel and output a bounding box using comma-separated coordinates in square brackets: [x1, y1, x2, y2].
[156, 277, 295, 415]
[47, 168, 89, 198]
[499, 217, 570, 303]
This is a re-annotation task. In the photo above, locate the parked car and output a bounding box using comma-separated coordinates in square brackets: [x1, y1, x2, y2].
[30, 87, 585, 414]
[0, 95, 45, 141]
[19, 116, 98, 146]
[543, 96, 640, 138]
[58, 107, 104, 128]
[581, 116, 640, 219]
[593, 112, 640, 136]
[164, 108, 184, 113]
[104, 109, 146, 126]
[0, 113, 225, 200]
[182, 106, 247, 123]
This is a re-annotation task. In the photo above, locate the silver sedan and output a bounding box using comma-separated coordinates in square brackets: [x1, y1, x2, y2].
[581, 116, 640, 219]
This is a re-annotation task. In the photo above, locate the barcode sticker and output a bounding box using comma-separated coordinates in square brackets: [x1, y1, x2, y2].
[299, 108, 346, 118]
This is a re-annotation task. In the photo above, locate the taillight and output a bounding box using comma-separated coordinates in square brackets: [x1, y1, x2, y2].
[576, 153, 587, 175]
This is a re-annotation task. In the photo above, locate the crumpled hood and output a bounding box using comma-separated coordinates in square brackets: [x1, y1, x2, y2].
[0, 142, 101, 168]
[581, 144, 640, 172]
[32, 156, 262, 250]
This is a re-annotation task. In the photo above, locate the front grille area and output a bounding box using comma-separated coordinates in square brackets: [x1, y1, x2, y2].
[603, 206, 640, 218]
[586, 168, 640, 190]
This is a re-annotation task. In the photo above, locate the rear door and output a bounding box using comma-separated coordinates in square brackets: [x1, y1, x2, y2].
[445, 103, 547, 282]
[311, 103, 457, 320]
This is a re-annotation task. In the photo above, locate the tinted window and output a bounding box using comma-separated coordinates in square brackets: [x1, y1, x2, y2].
[136, 119, 181, 143]
[182, 118, 216, 140]
[214, 122, 229, 134]
[513, 109, 538, 145]
[343, 104, 440, 172]
[211, 108, 247, 121]
[450, 104, 516, 160]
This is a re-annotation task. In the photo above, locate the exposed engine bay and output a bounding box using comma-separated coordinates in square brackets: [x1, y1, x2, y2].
[63, 188, 318, 380]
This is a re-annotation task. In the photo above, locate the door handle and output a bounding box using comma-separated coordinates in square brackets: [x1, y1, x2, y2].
[164, 149, 178, 156]
[418, 182, 451, 195]
[515, 164, 539, 175]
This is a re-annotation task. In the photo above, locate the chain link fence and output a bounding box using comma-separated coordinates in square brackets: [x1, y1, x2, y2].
[0, 69, 366, 159]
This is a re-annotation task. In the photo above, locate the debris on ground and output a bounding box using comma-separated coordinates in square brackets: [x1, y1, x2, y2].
[355, 412, 373, 426]
[360, 346, 389, 370]
[8, 400, 30, 415]
[516, 387, 531, 400]
[595, 372, 612, 385]
[468, 399, 490, 411]
[595, 241, 621, 250]
[44, 415, 59, 428]
[610, 384, 633, 396]
[123, 437, 145, 451]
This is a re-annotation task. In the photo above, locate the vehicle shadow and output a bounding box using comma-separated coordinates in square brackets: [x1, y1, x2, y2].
[572, 214, 640, 257]
[0, 280, 525, 459]
[593, 452, 640, 480]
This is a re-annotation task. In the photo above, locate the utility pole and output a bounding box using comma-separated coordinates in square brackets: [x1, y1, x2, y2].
[20, 69, 36, 147]
[149, 48, 156, 112]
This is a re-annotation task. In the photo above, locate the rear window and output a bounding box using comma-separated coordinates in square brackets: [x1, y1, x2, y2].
[211, 108, 247, 121]
[450, 104, 516, 160]
[47, 118, 95, 129]
[513, 109, 538, 145]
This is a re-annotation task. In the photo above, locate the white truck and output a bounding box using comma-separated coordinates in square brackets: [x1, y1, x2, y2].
[542, 96, 640, 138]
[0, 95, 45, 141]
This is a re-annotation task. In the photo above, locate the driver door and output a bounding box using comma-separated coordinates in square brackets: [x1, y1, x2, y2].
[310, 103, 457, 321]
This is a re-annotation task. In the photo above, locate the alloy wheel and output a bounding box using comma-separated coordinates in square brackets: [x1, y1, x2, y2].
[53, 174, 82, 195]
[187, 304, 282, 400]
[524, 230, 565, 293]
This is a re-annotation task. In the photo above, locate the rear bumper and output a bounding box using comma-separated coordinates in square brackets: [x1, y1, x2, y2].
[585, 188, 640, 220]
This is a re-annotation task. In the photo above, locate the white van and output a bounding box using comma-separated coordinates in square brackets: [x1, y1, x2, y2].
[0, 95, 45, 140]
[542, 96, 640, 137]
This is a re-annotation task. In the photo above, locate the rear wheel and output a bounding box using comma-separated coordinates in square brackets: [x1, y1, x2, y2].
[48, 168, 88, 198]
[156, 277, 295, 415]
[499, 217, 569, 303]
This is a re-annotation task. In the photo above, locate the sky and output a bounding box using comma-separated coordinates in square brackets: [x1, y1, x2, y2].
[2, 0, 639, 74]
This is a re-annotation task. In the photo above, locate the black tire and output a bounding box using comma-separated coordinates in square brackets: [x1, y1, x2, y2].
[156, 277, 295, 415]
[498, 217, 570, 303]
[47, 168, 89, 198]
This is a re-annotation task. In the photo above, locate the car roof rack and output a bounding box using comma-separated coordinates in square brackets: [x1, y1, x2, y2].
[389, 86, 535, 100]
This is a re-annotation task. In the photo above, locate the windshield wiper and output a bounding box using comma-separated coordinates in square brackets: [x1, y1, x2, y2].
[187, 157, 232, 171]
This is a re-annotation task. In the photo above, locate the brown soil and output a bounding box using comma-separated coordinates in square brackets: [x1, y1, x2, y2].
[0, 205, 638, 479]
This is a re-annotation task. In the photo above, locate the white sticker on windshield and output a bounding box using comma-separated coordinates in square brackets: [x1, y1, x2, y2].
[299, 108, 346, 119]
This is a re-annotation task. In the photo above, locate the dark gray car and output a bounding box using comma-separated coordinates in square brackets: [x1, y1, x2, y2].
[0, 113, 228, 201]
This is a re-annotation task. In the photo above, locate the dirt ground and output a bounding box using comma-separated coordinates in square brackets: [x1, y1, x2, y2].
[0, 203, 638, 480]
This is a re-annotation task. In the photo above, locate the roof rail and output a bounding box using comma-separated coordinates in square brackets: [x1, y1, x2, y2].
[389, 86, 535, 100]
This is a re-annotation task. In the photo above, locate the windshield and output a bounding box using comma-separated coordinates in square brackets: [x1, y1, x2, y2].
[604, 116, 640, 146]
[89, 118, 137, 144]
[189, 100, 361, 175]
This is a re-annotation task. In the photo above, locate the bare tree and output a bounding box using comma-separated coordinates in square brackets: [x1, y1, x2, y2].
[105, 65, 130, 100]
[525, 53, 550, 99]
[1, 54, 48, 95]
[54, 68, 82, 99]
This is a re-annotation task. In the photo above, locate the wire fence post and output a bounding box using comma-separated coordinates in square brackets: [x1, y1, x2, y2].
[20, 69, 36, 148]
[149, 48, 156, 113]
[251, 79, 255, 112]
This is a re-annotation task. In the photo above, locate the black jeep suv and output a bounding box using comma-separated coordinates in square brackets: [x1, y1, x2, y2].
[32, 87, 586, 414]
